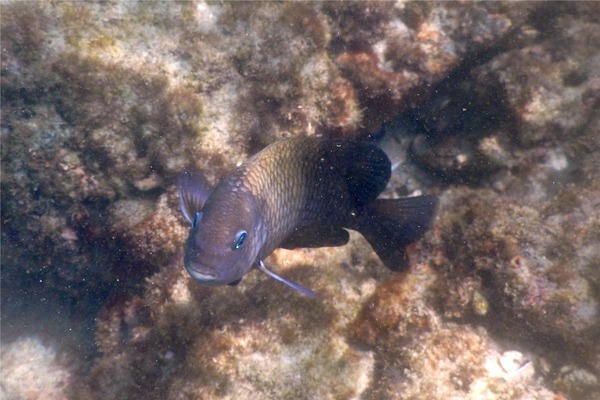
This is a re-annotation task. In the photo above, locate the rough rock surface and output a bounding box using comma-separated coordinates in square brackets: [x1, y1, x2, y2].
[1, 2, 599, 400]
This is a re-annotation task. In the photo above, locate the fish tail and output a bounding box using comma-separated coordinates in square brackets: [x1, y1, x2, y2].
[352, 196, 438, 270]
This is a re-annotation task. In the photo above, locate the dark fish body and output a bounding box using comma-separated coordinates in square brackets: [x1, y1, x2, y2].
[179, 137, 438, 295]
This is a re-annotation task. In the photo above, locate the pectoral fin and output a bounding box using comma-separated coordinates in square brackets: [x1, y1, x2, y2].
[178, 170, 213, 224]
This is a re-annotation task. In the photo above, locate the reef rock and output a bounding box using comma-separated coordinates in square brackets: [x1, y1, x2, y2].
[2, 2, 599, 400]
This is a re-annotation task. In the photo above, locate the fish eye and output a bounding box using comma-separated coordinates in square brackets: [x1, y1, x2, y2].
[192, 212, 202, 228]
[232, 230, 247, 250]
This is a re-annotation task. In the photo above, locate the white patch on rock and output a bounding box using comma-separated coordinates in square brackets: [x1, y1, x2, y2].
[0, 337, 73, 400]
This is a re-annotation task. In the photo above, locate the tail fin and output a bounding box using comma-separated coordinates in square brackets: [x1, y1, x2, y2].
[353, 195, 438, 270]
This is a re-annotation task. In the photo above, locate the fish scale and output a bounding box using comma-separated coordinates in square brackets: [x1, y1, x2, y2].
[243, 139, 350, 257]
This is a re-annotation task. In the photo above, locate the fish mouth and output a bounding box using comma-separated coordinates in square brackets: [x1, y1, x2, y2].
[184, 245, 225, 284]
[184, 260, 235, 285]
[184, 262, 220, 284]
[186, 268, 218, 282]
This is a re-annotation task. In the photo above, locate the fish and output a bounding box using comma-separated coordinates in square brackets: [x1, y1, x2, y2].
[178, 137, 438, 297]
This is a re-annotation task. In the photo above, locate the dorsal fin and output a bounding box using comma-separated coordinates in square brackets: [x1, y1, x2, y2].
[178, 170, 213, 224]
[343, 142, 391, 205]
[322, 141, 391, 206]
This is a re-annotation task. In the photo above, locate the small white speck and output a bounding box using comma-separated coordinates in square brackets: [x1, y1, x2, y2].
[498, 351, 530, 375]
[195, 2, 219, 32]
[546, 149, 568, 171]
[456, 153, 468, 165]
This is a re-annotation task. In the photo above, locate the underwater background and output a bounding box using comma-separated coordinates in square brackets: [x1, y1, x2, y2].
[1, 2, 599, 399]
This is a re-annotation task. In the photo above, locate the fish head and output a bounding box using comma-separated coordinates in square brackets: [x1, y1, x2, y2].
[183, 187, 262, 285]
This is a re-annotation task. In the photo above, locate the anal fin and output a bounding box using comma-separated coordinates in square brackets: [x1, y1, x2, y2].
[279, 225, 350, 249]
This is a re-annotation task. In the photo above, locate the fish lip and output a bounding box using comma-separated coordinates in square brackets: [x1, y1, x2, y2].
[184, 262, 219, 283]
[184, 260, 236, 285]
[186, 268, 218, 283]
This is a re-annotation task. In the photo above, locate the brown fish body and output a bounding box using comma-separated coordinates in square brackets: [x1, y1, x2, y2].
[179, 137, 437, 294]
[237, 138, 389, 259]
